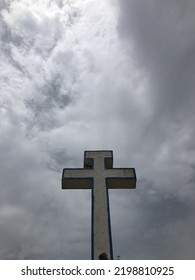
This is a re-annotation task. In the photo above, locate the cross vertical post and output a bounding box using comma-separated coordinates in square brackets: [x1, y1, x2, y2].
[61, 150, 137, 259]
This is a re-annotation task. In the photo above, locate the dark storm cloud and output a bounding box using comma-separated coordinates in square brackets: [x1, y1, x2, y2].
[117, 0, 195, 170]
[118, 0, 195, 119]
[114, 0, 195, 259]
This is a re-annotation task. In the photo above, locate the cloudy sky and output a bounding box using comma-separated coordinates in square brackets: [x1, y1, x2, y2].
[0, 0, 195, 260]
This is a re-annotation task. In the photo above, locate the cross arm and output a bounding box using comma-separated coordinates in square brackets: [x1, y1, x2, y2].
[105, 168, 137, 189]
[62, 168, 93, 189]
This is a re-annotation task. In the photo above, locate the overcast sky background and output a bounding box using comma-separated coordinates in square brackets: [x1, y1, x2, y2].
[0, 0, 195, 260]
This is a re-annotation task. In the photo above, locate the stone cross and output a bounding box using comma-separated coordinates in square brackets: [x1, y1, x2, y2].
[61, 150, 137, 260]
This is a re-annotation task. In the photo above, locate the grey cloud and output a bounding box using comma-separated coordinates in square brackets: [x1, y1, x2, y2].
[24, 77, 72, 131]
[0, 132, 90, 259]
[117, 0, 195, 179]
[114, 0, 195, 259]
[110, 179, 195, 259]
[0, 0, 11, 10]
[0, 1, 81, 133]
[117, 0, 195, 120]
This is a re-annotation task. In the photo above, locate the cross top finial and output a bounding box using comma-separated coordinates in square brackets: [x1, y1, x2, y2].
[84, 150, 113, 169]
